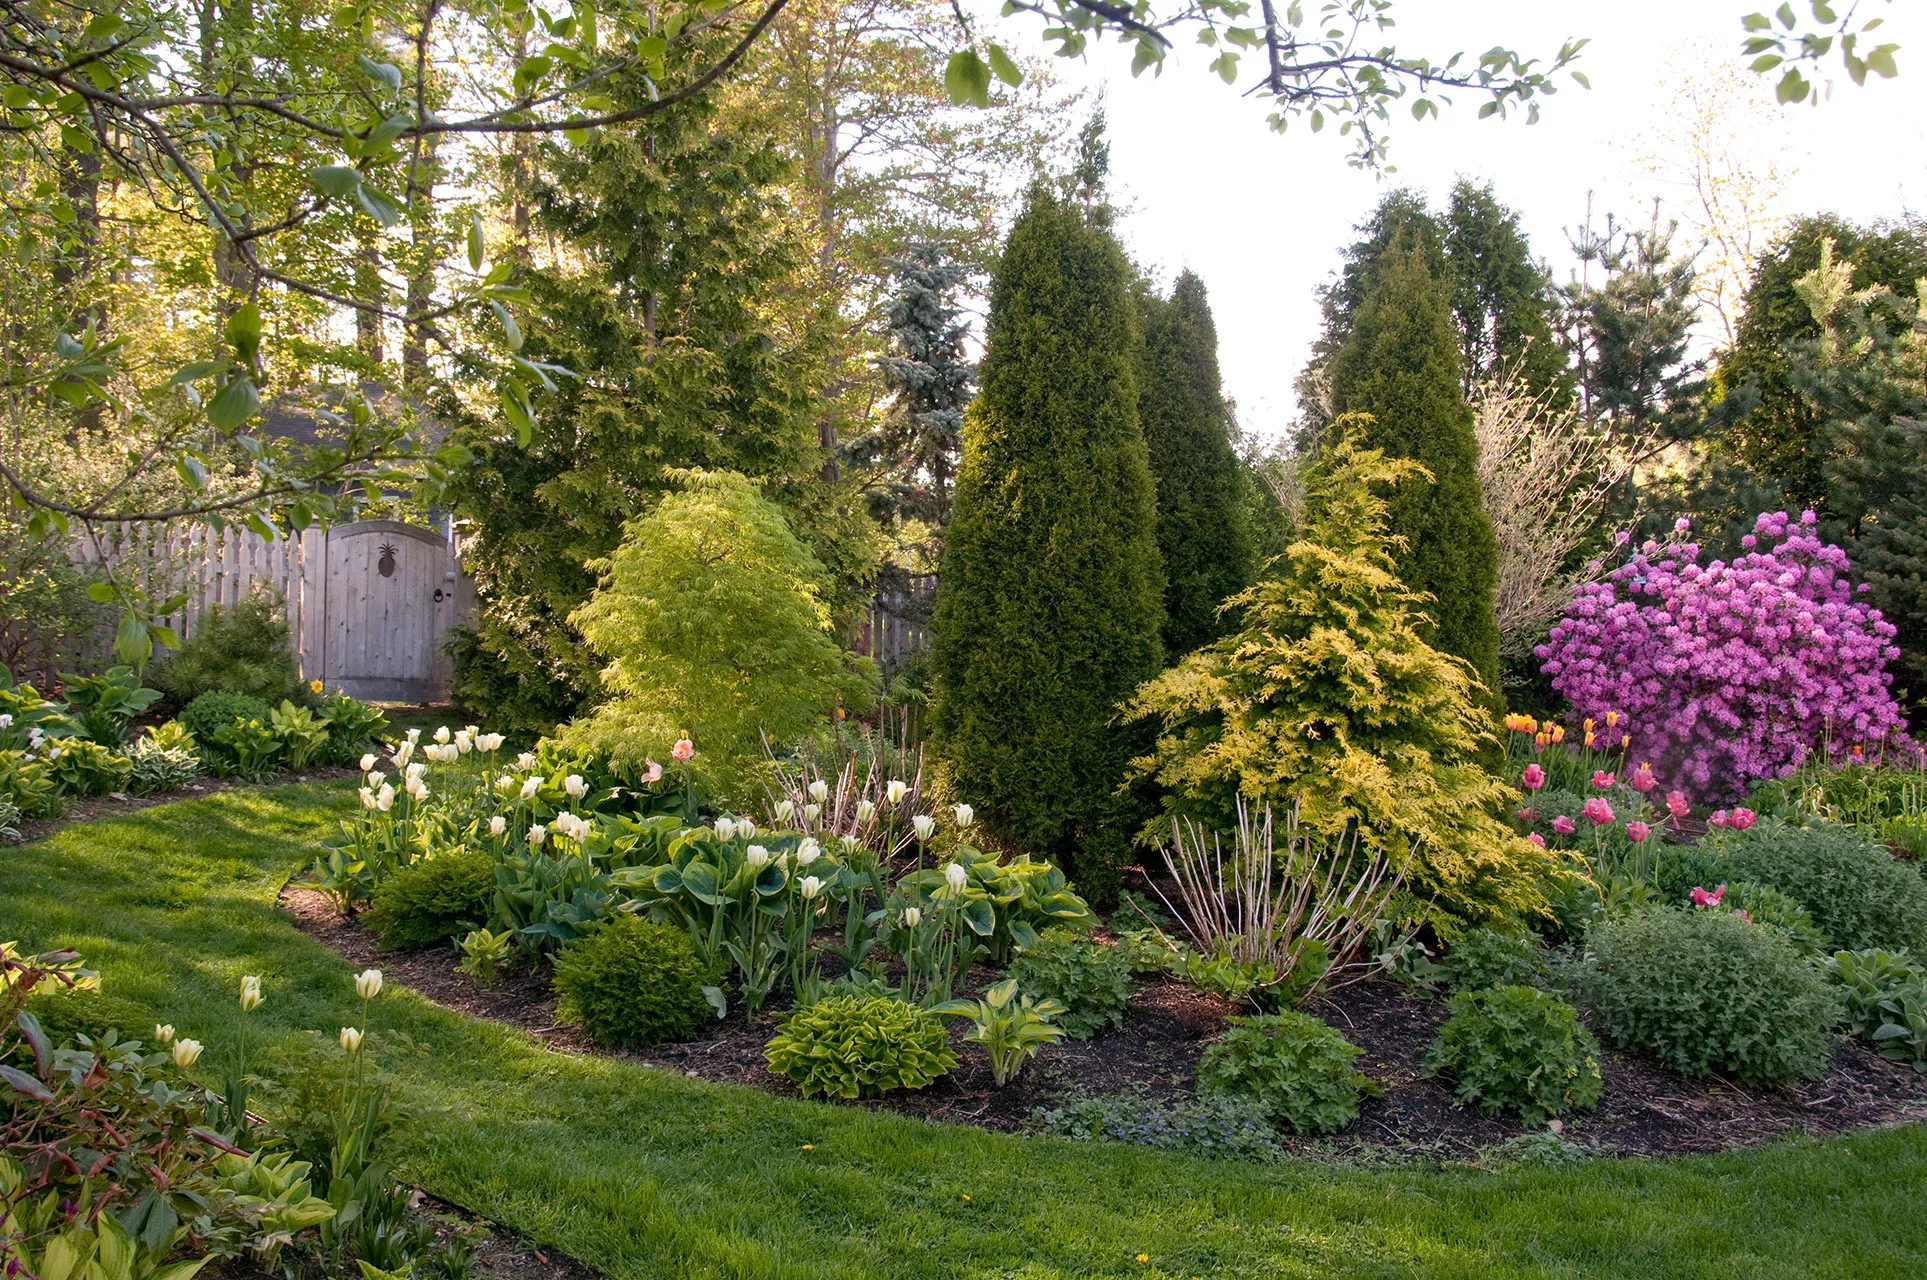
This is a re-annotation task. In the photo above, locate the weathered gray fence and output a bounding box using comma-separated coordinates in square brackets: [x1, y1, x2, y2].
[859, 574, 936, 667]
[51, 518, 476, 702]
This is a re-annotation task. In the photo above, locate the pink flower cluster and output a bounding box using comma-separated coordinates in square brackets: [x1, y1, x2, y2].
[1536, 511, 1910, 799]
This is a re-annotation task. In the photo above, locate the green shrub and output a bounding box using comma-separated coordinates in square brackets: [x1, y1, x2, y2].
[180, 690, 273, 769]
[1580, 908, 1842, 1087]
[59, 666, 161, 747]
[0, 749, 57, 817]
[153, 586, 304, 708]
[364, 851, 496, 951]
[210, 717, 282, 781]
[1721, 880, 1830, 956]
[1441, 929, 1547, 993]
[1006, 932, 1135, 1039]
[0, 798, 19, 842]
[313, 693, 389, 766]
[552, 915, 713, 1050]
[1823, 948, 1918, 1038]
[126, 740, 200, 795]
[1653, 843, 1734, 903]
[764, 995, 956, 1099]
[43, 738, 132, 796]
[1871, 979, 1927, 1068]
[1196, 1011, 1377, 1135]
[1719, 820, 1927, 953]
[1424, 985, 1603, 1122]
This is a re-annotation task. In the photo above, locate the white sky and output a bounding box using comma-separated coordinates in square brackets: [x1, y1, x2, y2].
[1002, 0, 1927, 439]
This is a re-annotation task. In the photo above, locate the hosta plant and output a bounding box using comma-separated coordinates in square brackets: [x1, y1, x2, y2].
[764, 996, 956, 1099]
[41, 738, 133, 796]
[269, 700, 330, 770]
[1873, 981, 1927, 1069]
[210, 717, 283, 781]
[1823, 948, 1919, 1038]
[127, 739, 200, 795]
[457, 928, 516, 988]
[1424, 985, 1603, 1123]
[59, 666, 162, 747]
[933, 978, 1068, 1086]
[1196, 1011, 1377, 1135]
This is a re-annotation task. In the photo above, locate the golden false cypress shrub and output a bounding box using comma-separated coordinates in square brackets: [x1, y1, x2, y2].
[1124, 441, 1548, 930]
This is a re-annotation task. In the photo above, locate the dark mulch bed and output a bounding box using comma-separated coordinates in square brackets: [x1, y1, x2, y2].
[12, 768, 358, 845]
[281, 886, 1927, 1162]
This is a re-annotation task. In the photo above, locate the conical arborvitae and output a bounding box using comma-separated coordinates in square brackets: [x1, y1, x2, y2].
[1326, 244, 1502, 704]
[1138, 271, 1254, 655]
[931, 186, 1165, 903]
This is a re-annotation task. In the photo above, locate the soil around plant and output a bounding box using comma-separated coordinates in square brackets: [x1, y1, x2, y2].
[280, 886, 1927, 1163]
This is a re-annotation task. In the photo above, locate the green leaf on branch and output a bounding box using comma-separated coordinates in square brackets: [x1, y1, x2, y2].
[225, 303, 263, 366]
[355, 184, 404, 226]
[987, 43, 1023, 86]
[310, 164, 362, 198]
[356, 54, 403, 89]
[206, 378, 261, 432]
[468, 212, 487, 270]
[944, 50, 992, 106]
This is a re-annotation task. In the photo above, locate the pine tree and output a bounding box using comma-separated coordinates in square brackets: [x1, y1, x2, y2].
[1125, 443, 1550, 931]
[442, 66, 842, 729]
[1325, 243, 1503, 703]
[1137, 271, 1254, 654]
[845, 244, 975, 528]
[931, 185, 1164, 903]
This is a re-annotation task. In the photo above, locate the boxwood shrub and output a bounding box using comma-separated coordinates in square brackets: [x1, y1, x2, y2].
[363, 850, 496, 951]
[553, 915, 713, 1049]
[764, 996, 956, 1099]
[1424, 985, 1602, 1122]
[1579, 907, 1842, 1087]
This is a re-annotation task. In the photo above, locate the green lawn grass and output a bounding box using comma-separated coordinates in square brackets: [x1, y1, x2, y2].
[4, 783, 1923, 1279]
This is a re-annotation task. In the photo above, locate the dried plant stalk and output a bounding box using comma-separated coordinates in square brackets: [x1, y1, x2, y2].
[762, 726, 931, 861]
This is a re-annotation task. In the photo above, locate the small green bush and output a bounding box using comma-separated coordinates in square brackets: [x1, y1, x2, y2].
[152, 586, 304, 708]
[764, 996, 956, 1099]
[1032, 1086, 1286, 1161]
[1196, 1011, 1377, 1135]
[1006, 932, 1135, 1039]
[127, 739, 200, 795]
[1424, 985, 1603, 1122]
[1442, 929, 1547, 993]
[180, 690, 273, 769]
[43, 738, 132, 796]
[552, 915, 713, 1050]
[1721, 880, 1830, 956]
[1580, 908, 1842, 1087]
[1719, 820, 1927, 953]
[0, 750, 57, 817]
[363, 851, 496, 951]
[313, 693, 390, 766]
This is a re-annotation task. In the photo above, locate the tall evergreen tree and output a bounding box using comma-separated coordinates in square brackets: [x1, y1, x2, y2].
[845, 244, 975, 529]
[1137, 270, 1254, 654]
[443, 66, 844, 729]
[1325, 243, 1502, 702]
[931, 185, 1164, 903]
[1445, 180, 1569, 400]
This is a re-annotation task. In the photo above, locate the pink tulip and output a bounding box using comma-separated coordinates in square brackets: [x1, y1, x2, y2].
[1629, 764, 1657, 793]
[1625, 821, 1650, 843]
[1592, 771, 1616, 789]
[1583, 797, 1616, 826]
[671, 738, 695, 761]
[643, 759, 663, 784]
[1522, 763, 1546, 791]
[1666, 791, 1690, 819]
[1709, 810, 1730, 827]
[1691, 884, 1726, 908]
[1526, 831, 1547, 848]
[1730, 807, 1757, 831]
[1552, 815, 1576, 836]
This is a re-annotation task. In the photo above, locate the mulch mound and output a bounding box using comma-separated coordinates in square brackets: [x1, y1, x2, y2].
[281, 887, 1927, 1161]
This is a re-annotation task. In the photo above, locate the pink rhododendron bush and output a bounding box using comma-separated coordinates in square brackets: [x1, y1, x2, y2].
[1537, 510, 1909, 799]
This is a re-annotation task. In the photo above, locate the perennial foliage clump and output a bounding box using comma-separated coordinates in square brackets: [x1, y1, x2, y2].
[1006, 932, 1135, 1040]
[1196, 1011, 1377, 1135]
[764, 995, 956, 1099]
[1424, 985, 1602, 1122]
[553, 915, 714, 1050]
[1717, 820, 1927, 954]
[1580, 908, 1842, 1087]
[1126, 444, 1550, 929]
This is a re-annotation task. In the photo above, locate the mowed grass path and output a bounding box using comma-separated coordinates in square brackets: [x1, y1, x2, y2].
[4, 783, 1923, 1279]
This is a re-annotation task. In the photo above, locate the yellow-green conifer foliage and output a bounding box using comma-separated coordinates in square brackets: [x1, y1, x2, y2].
[565, 470, 878, 795]
[931, 186, 1165, 903]
[1125, 441, 1548, 930]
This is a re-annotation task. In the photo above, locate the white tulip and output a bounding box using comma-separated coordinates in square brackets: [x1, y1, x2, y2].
[455, 732, 474, 755]
[360, 753, 378, 773]
[359, 786, 376, 810]
[515, 752, 537, 770]
[489, 815, 507, 837]
[745, 844, 771, 870]
[795, 839, 821, 868]
[520, 777, 542, 800]
[563, 774, 586, 800]
[803, 803, 821, 825]
[774, 799, 795, 824]
[497, 774, 516, 791]
[714, 817, 737, 842]
[465, 725, 480, 737]
[901, 907, 922, 928]
[529, 824, 547, 847]
[736, 818, 757, 840]
[912, 814, 936, 842]
[477, 733, 506, 752]
[153, 1023, 175, 1045]
[392, 740, 414, 768]
[433, 725, 451, 744]
[367, 771, 385, 788]
[807, 779, 829, 804]
[239, 975, 263, 1013]
[406, 761, 427, 781]
[954, 803, 975, 831]
[406, 778, 429, 803]
[0, 714, 11, 729]
[406, 727, 422, 744]
[355, 969, 383, 1000]
[885, 780, 909, 805]
[944, 862, 968, 894]
[799, 875, 825, 900]
[856, 799, 877, 823]
[172, 1038, 204, 1068]
[376, 784, 395, 812]
[338, 1026, 363, 1054]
